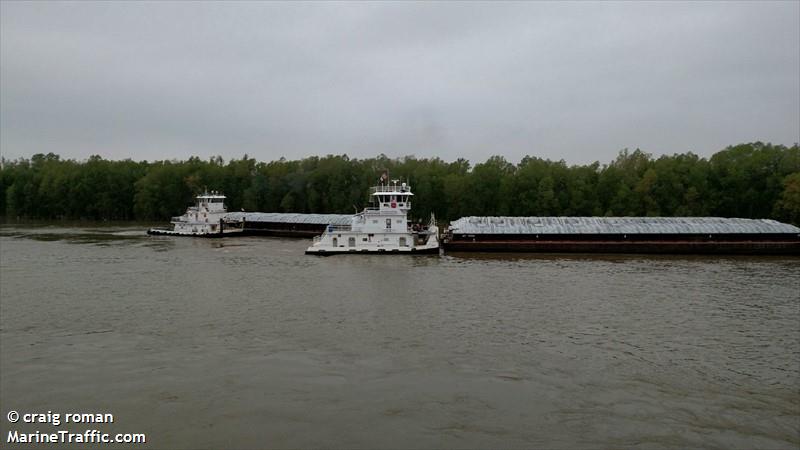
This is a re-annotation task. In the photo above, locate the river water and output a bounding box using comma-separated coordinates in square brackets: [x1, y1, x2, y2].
[1, 223, 798, 449]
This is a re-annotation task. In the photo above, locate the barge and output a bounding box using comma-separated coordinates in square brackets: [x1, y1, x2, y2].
[225, 212, 352, 237]
[442, 216, 800, 255]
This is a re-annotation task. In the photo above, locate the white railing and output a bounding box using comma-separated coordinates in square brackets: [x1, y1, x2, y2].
[371, 184, 412, 193]
[327, 225, 352, 232]
[362, 204, 411, 214]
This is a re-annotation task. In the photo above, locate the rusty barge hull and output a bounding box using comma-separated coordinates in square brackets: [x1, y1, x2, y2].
[238, 222, 329, 238]
[443, 235, 800, 255]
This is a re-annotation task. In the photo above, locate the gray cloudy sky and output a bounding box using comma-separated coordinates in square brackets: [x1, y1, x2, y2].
[1, 1, 798, 165]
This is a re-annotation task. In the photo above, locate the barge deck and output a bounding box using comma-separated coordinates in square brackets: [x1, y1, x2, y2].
[443, 216, 800, 255]
[224, 212, 352, 237]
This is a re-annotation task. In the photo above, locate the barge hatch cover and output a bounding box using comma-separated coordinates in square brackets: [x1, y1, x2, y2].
[225, 212, 352, 226]
[448, 216, 800, 235]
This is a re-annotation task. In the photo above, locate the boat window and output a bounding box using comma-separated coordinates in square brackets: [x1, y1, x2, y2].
[386, 218, 392, 229]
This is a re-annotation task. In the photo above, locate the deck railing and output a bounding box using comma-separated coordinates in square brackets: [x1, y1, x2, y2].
[371, 184, 412, 193]
[326, 225, 352, 232]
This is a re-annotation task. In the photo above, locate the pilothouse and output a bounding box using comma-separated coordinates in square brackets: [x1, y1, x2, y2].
[305, 178, 440, 254]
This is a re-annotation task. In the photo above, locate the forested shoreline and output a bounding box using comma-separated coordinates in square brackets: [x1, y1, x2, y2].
[1, 142, 798, 224]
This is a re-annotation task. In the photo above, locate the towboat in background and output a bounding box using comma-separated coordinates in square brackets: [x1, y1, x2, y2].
[147, 191, 242, 237]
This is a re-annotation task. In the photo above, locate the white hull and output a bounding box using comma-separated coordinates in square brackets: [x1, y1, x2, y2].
[305, 229, 440, 254]
[306, 246, 440, 254]
[306, 247, 439, 256]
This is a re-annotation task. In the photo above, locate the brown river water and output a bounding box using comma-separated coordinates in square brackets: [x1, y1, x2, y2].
[1, 223, 798, 449]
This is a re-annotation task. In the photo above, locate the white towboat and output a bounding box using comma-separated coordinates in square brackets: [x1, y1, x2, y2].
[305, 179, 440, 255]
[147, 191, 242, 237]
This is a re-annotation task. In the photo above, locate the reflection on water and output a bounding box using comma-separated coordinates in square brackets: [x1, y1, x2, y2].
[1, 223, 798, 449]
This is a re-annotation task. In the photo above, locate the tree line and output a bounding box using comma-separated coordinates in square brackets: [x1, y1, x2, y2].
[1, 142, 798, 224]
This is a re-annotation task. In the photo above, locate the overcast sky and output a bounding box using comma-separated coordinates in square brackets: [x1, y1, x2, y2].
[1, 1, 798, 165]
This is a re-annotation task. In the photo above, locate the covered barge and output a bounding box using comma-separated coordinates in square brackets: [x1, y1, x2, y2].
[443, 216, 800, 255]
[224, 212, 352, 237]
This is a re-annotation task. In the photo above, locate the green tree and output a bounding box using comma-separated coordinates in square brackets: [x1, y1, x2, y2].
[774, 172, 800, 225]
